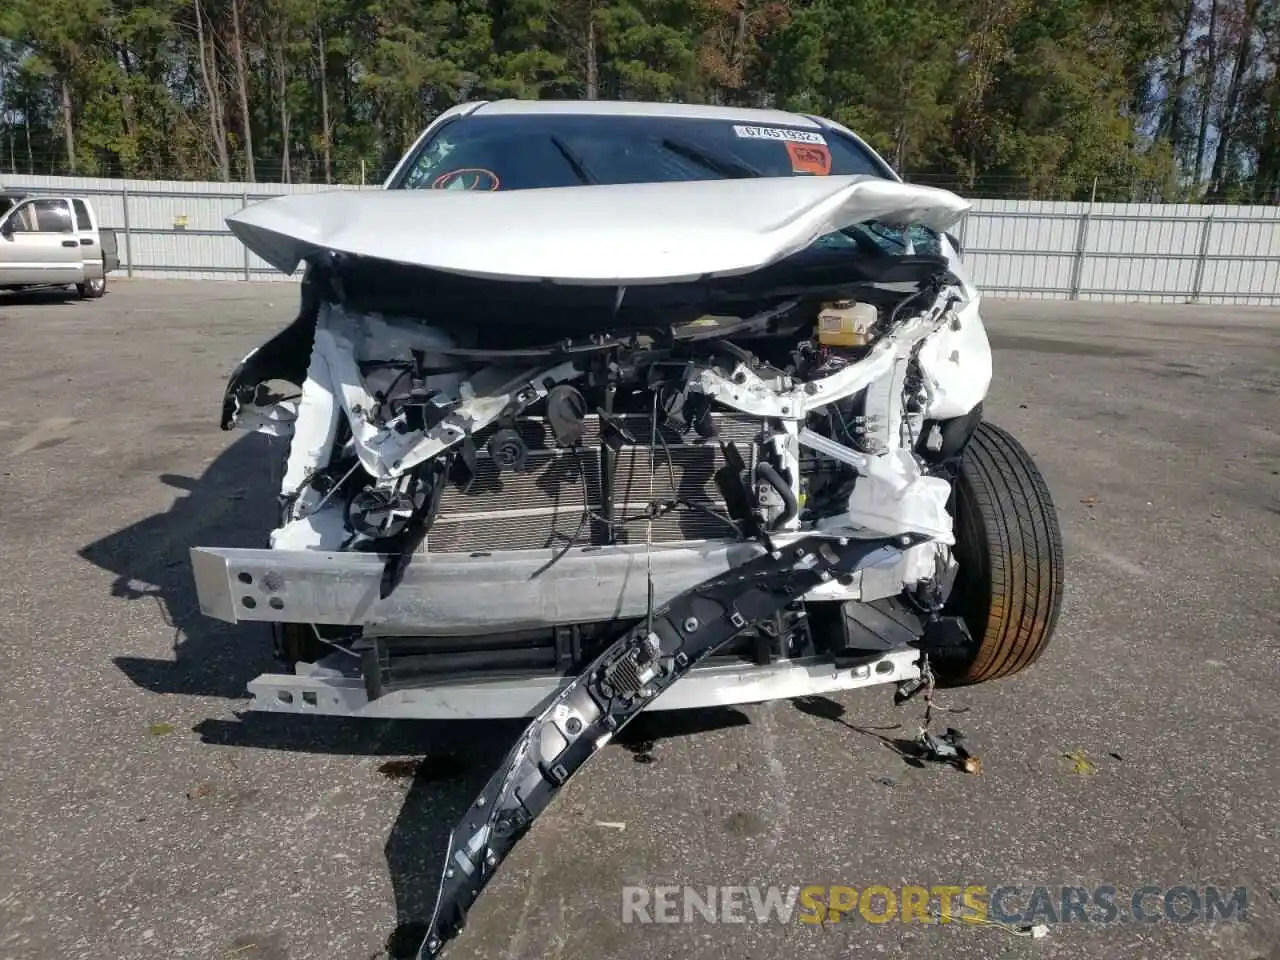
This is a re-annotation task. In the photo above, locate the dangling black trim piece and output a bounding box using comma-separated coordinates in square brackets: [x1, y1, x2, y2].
[417, 531, 928, 958]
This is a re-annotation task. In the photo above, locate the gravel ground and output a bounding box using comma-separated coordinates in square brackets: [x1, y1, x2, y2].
[0, 281, 1277, 960]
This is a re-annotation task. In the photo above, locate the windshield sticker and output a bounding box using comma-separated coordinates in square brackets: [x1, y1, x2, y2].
[787, 142, 832, 175]
[432, 168, 501, 191]
[732, 125, 827, 145]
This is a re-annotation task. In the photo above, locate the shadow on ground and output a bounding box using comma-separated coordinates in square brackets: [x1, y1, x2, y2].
[79, 431, 286, 699]
[793, 694, 935, 768]
[198, 705, 749, 957]
[615, 705, 750, 762]
[197, 713, 523, 957]
[0, 286, 81, 307]
[78, 429, 764, 957]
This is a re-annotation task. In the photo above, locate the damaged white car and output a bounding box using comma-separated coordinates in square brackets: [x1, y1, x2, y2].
[190, 100, 1063, 956]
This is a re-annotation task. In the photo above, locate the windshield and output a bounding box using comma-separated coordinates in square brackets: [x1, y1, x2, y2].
[390, 113, 943, 258]
[393, 114, 891, 192]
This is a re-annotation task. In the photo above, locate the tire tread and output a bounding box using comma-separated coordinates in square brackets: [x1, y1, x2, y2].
[950, 422, 1064, 684]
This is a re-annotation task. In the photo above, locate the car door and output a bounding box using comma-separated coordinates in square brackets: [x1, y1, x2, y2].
[71, 198, 105, 280]
[0, 198, 84, 285]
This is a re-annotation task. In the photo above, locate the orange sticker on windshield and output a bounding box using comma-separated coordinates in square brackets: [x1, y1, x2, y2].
[787, 142, 831, 176]
[432, 168, 501, 191]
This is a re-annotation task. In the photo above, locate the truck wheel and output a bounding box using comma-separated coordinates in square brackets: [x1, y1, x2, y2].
[77, 277, 106, 299]
[940, 422, 1064, 685]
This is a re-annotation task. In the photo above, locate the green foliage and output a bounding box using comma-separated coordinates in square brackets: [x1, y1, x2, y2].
[0, 0, 1275, 200]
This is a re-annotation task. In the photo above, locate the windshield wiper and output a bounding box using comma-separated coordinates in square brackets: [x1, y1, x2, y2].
[838, 226, 894, 258]
[660, 136, 757, 179]
[550, 135, 598, 185]
[660, 138, 761, 179]
[861, 222, 909, 250]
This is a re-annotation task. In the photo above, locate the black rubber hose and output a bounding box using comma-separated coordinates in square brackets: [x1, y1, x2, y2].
[755, 461, 798, 530]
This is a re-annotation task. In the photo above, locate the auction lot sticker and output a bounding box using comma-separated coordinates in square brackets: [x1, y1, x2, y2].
[787, 142, 832, 175]
[732, 125, 827, 145]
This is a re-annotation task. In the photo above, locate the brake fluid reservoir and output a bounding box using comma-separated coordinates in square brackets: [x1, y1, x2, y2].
[817, 300, 878, 347]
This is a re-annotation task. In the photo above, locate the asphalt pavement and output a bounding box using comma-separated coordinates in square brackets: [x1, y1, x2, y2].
[0, 281, 1277, 960]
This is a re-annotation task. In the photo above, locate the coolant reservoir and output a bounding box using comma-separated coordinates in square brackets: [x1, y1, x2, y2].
[816, 300, 878, 347]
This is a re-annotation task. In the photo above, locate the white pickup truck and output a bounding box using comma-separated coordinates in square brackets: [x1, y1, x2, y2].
[0, 190, 119, 298]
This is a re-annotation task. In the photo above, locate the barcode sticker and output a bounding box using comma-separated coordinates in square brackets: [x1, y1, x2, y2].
[732, 125, 827, 145]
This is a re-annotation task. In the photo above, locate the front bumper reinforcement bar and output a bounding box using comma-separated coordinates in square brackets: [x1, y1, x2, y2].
[419, 531, 927, 957]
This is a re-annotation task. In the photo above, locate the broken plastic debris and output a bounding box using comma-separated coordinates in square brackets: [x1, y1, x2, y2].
[915, 727, 980, 774]
[148, 722, 174, 736]
[957, 913, 1049, 939]
[593, 821, 627, 831]
[1061, 750, 1098, 775]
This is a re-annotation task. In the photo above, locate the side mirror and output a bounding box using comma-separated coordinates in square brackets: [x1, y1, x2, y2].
[0, 219, 14, 238]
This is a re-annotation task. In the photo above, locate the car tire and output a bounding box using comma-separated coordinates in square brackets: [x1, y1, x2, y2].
[77, 276, 106, 299]
[940, 421, 1065, 685]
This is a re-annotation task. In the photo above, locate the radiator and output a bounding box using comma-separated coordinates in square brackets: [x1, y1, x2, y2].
[425, 413, 763, 553]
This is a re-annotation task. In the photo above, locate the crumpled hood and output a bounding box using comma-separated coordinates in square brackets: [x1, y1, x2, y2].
[227, 176, 970, 285]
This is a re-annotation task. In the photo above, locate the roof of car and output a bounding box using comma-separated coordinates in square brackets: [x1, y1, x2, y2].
[468, 99, 824, 129]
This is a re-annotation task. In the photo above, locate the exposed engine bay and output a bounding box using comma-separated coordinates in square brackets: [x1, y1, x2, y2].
[216, 228, 990, 680]
[215, 237, 993, 954]
[188, 167, 1070, 960]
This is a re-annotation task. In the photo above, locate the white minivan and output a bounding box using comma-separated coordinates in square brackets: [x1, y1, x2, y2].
[0, 191, 119, 298]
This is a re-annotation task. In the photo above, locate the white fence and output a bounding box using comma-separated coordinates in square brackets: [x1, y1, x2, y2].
[958, 199, 1280, 304]
[5, 174, 1279, 304]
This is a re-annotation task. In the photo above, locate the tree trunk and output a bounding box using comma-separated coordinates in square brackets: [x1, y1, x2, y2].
[280, 67, 290, 181]
[585, 2, 598, 101]
[278, 47, 291, 183]
[117, 42, 139, 146]
[1209, 0, 1261, 192]
[318, 20, 332, 184]
[194, 0, 230, 180]
[231, 0, 256, 181]
[1164, 0, 1196, 157]
[60, 77, 76, 173]
[729, 0, 747, 94]
[1167, 47, 1189, 150]
[1262, 74, 1280, 201]
[1193, 0, 1219, 183]
[25, 95, 35, 174]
